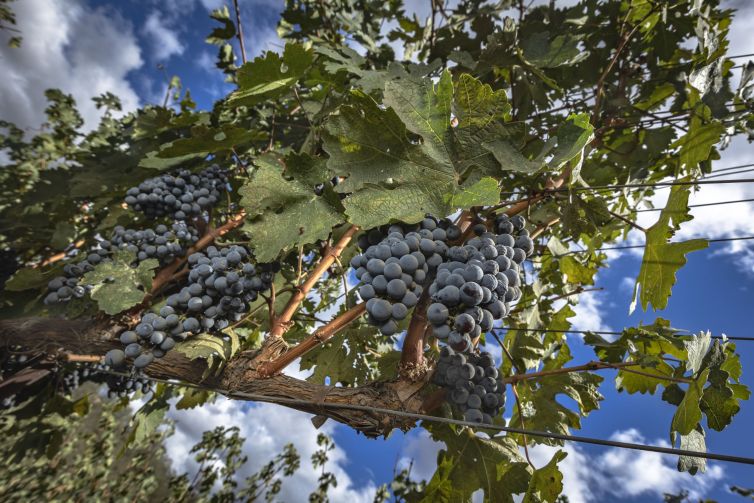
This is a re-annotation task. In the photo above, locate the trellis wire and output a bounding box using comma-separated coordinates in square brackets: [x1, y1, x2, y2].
[491, 327, 754, 342]
[96, 369, 754, 467]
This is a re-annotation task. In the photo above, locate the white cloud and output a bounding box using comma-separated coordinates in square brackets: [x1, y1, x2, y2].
[143, 11, 185, 61]
[165, 397, 377, 502]
[0, 0, 143, 131]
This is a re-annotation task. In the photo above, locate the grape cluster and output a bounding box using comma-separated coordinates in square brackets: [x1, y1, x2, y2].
[426, 214, 533, 352]
[110, 222, 199, 265]
[60, 363, 153, 398]
[109, 245, 275, 369]
[351, 216, 462, 335]
[43, 223, 201, 306]
[432, 347, 505, 424]
[124, 165, 228, 220]
[43, 247, 109, 305]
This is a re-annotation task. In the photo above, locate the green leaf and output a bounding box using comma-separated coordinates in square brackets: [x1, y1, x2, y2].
[323, 72, 508, 227]
[230, 43, 313, 106]
[521, 32, 588, 68]
[446, 177, 500, 208]
[632, 184, 709, 312]
[139, 150, 204, 170]
[176, 388, 214, 410]
[81, 250, 158, 315]
[523, 451, 567, 503]
[205, 6, 235, 46]
[544, 113, 595, 170]
[420, 423, 530, 503]
[239, 152, 345, 261]
[155, 124, 257, 158]
[700, 384, 740, 431]
[616, 361, 675, 394]
[127, 384, 172, 447]
[4, 266, 58, 292]
[671, 369, 709, 436]
[512, 371, 603, 445]
[174, 332, 238, 379]
[671, 120, 724, 171]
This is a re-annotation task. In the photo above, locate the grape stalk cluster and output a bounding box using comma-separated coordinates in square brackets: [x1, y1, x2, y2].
[107, 245, 275, 369]
[432, 346, 506, 424]
[351, 217, 462, 335]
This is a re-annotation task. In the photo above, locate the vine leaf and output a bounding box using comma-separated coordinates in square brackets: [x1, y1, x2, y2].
[511, 372, 603, 446]
[671, 369, 709, 436]
[155, 124, 259, 158]
[229, 43, 313, 106]
[684, 331, 711, 375]
[81, 250, 158, 315]
[174, 331, 240, 380]
[239, 152, 345, 262]
[420, 423, 530, 502]
[323, 71, 506, 227]
[521, 32, 588, 68]
[126, 383, 173, 447]
[631, 184, 708, 313]
[523, 450, 567, 503]
[541, 113, 594, 170]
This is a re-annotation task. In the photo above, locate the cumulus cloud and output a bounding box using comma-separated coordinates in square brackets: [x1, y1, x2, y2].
[143, 11, 185, 61]
[166, 397, 376, 503]
[0, 0, 142, 131]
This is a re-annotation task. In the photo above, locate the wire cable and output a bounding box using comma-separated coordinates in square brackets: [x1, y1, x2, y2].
[499, 178, 754, 198]
[96, 369, 754, 467]
[545, 236, 754, 257]
[491, 327, 754, 342]
[634, 197, 754, 213]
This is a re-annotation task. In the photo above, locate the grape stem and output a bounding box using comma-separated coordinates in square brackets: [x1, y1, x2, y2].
[258, 303, 366, 377]
[34, 239, 86, 268]
[399, 287, 432, 378]
[146, 210, 247, 301]
[63, 353, 102, 363]
[267, 225, 359, 340]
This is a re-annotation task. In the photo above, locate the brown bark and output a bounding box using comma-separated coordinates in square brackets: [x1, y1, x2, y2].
[0, 316, 428, 437]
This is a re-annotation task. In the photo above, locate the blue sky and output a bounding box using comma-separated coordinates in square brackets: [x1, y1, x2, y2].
[2, 1, 754, 501]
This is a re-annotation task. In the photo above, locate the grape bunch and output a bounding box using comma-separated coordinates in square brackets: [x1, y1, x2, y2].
[60, 362, 153, 398]
[108, 245, 275, 369]
[351, 216, 462, 335]
[43, 222, 201, 306]
[124, 165, 228, 220]
[426, 214, 533, 353]
[432, 346, 505, 424]
[43, 247, 110, 305]
[110, 222, 199, 265]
